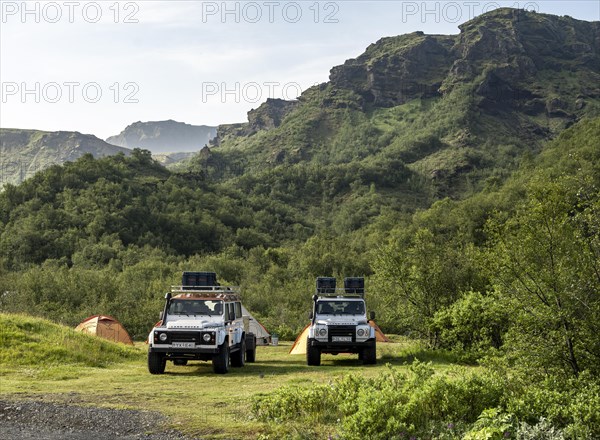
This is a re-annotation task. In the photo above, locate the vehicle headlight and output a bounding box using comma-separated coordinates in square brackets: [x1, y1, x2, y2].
[357, 328, 365, 337]
[203, 333, 212, 342]
[159, 333, 168, 342]
[318, 328, 327, 337]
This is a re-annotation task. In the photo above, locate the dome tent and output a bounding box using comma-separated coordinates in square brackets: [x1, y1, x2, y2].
[241, 305, 271, 345]
[75, 315, 134, 345]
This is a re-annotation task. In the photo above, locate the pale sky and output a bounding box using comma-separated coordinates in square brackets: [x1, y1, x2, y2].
[1, 1, 598, 140]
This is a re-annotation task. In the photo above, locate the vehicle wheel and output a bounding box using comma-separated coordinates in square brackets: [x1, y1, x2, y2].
[306, 338, 321, 366]
[173, 359, 188, 366]
[213, 342, 230, 374]
[362, 344, 377, 365]
[246, 346, 256, 363]
[148, 351, 166, 374]
[231, 338, 246, 367]
[245, 334, 256, 363]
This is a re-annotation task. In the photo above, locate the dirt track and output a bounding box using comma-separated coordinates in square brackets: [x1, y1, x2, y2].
[0, 399, 196, 440]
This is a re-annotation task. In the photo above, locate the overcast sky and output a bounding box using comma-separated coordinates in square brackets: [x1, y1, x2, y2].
[1, 1, 598, 139]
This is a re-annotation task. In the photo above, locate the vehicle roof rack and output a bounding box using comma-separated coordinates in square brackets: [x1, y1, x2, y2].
[170, 286, 241, 300]
[314, 288, 365, 299]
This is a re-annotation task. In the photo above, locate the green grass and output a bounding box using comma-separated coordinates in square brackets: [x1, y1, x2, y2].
[0, 313, 142, 368]
[0, 313, 476, 439]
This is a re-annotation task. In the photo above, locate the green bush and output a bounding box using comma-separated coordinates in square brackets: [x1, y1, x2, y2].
[432, 291, 510, 362]
[505, 371, 600, 439]
[253, 361, 505, 439]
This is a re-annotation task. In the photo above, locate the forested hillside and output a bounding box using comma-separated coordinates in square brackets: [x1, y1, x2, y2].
[0, 8, 599, 438]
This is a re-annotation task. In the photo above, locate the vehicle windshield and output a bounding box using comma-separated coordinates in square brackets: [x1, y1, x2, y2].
[168, 299, 223, 316]
[317, 300, 364, 315]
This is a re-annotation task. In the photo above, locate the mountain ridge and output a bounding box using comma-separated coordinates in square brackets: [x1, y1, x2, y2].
[106, 119, 217, 153]
[199, 8, 599, 199]
[0, 128, 131, 187]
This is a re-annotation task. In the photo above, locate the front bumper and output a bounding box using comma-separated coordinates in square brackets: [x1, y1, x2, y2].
[310, 338, 375, 354]
[149, 345, 219, 355]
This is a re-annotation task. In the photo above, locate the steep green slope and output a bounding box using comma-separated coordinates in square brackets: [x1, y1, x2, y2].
[195, 9, 599, 204]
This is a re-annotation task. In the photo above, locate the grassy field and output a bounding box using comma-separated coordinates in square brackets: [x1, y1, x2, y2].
[0, 313, 468, 439]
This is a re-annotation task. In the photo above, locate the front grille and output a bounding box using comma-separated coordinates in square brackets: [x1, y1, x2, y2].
[171, 331, 200, 343]
[329, 325, 355, 342]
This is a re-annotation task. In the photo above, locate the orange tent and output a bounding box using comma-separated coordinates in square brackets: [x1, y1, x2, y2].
[75, 315, 134, 345]
[289, 322, 389, 355]
[289, 324, 310, 355]
[369, 320, 390, 342]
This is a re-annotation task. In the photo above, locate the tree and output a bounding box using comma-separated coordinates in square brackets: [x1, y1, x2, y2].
[373, 228, 483, 343]
[486, 174, 600, 377]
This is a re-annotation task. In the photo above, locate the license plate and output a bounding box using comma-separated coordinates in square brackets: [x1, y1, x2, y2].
[172, 342, 195, 348]
[332, 336, 352, 342]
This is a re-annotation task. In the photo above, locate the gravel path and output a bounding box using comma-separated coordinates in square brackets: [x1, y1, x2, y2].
[0, 399, 197, 440]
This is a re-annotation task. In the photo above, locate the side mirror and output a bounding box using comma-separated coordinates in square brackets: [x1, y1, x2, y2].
[164, 292, 172, 300]
[312, 294, 318, 302]
[369, 311, 375, 320]
[308, 311, 313, 320]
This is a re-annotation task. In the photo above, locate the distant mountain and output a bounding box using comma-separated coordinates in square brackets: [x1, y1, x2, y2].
[106, 120, 217, 153]
[0, 128, 130, 187]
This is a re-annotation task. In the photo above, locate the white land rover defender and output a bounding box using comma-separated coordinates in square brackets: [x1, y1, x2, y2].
[148, 272, 256, 375]
[307, 277, 377, 366]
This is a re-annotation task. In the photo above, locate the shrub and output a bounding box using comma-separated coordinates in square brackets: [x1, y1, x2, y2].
[432, 291, 510, 362]
[252, 361, 505, 439]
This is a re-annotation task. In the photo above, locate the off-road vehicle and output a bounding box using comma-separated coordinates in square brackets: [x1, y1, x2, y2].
[148, 272, 257, 374]
[307, 277, 377, 366]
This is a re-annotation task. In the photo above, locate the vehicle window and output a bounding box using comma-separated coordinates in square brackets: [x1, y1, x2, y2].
[235, 302, 242, 319]
[168, 299, 223, 316]
[317, 301, 364, 315]
[223, 303, 230, 321]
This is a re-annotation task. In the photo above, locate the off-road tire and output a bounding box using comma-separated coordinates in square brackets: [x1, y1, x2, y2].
[306, 338, 321, 366]
[173, 359, 188, 366]
[231, 338, 246, 367]
[246, 346, 256, 363]
[148, 351, 166, 374]
[362, 344, 377, 365]
[213, 343, 230, 374]
[245, 334, 257, 363]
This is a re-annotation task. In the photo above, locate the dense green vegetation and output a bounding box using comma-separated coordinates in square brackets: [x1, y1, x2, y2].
[1, 118, 598, 438]
[253, 361, 600, 439]
[1, 9, 599, 438]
